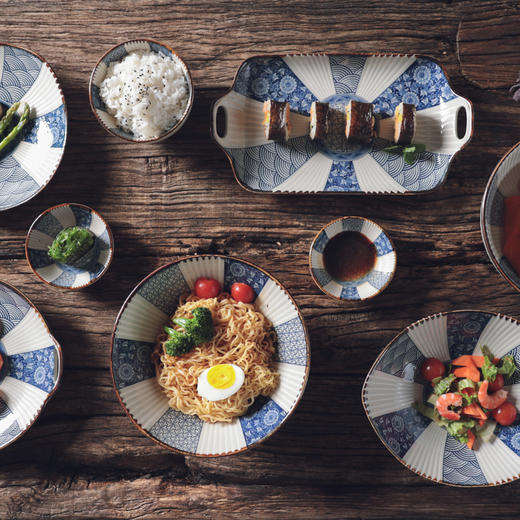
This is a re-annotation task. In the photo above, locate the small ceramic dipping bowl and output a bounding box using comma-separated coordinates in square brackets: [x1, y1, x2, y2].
[25, 203, 114, 290]
[89, 38, 194, 143]
[309, 216, 396, 301]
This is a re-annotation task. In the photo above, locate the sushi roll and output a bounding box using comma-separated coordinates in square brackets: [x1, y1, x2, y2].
[393, 102, 416, 145]
[309, 101, 329, 140]
[345, 100, 375, 144]
[263, 100, 291, 141]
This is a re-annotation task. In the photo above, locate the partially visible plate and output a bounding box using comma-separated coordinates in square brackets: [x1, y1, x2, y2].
[212, 53, 472, 194]
[0, 281, 62, 449]
[0, 43, 67, 211]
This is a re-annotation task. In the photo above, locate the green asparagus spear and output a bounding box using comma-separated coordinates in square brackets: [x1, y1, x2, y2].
[0, 102, 20, 138]
[0, 103, 30, 154]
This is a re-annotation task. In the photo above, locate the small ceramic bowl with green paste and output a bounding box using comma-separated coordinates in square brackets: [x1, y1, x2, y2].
[25, 203, 114, 289]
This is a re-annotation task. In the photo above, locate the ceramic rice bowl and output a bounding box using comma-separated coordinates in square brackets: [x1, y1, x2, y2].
[0, 281, 62, 449]
[111, 255, 310, 456]
[363, 310, 520, 486]
[25, 203, 114, 290]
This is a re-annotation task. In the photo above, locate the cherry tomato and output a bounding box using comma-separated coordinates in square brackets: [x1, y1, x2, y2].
[488, 373, 505, 393]
[231, 282, 255, 303]
[492, 401, 517, 426]
[194, 278, 221, 299]
[421, 357, 446, 382]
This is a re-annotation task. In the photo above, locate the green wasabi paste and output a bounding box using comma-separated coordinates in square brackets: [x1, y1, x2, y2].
[48, 226, 94, 264]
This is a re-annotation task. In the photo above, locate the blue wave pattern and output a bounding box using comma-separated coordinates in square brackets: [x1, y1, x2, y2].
[0, 285, 31, 337]
[23, 105, 66, 148]
[0, 399, 20, 448]
[497, 424, 520, 457]
[329, 56, 366, 96]
[0, 155, 39, 211]
[0, 46, 42, 105]
[137, 263, 190, 316]
[149, 408, 203, 453]
[226, 136, 318, 191]
[375, 333, 425, 381]
[224, 259, 268, 296]
[369, 138, 451, 192]
[274, 317, 307, 366]
[8, 346, 56, 392]
[233, 57, 317, 115]
[373, 58, 457, 117]
[324, 161, 360, 192]
[240, 399, 286, 445]
[372, 407, 430, 458]
[112, 339, 155, 389]
[447, 312, 493, 360]
[442, 435, 486, 485]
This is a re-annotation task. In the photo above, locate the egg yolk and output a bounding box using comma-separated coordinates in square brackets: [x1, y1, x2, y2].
[207, 364, 236, 389]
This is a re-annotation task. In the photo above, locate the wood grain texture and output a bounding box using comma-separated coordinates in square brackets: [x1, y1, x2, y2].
[1, 0, 520, 518]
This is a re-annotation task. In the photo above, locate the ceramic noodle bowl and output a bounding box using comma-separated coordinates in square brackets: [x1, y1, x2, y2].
[111, 255, 310, 456]
[363, 310, 520, 486]
[0, 282, 62, 449]
[212, 53, 472, 194]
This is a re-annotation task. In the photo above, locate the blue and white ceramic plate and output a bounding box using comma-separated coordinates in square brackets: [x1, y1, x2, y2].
[363, 310, 520, 486]
[111, 255, 310, 456]
[481, 141, 520, 293]
[89, 38, 194, 142]
[0, 43, 67, 211]
[212, 54, 472, 194]
[309, 216, 396, 300]
[0, 281, 62, 449]
[25, 203, 114, 290]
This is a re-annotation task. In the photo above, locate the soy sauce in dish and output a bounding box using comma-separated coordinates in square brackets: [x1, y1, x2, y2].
[323, 231, 376, 281]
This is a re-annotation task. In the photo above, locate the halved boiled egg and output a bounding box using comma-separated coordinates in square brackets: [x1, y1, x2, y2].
[197, 364, 245, 401]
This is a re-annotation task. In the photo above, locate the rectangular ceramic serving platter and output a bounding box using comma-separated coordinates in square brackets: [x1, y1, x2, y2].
[211, 54, 473, 194]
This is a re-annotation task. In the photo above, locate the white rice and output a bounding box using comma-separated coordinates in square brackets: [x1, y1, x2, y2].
[99, 50, 189, 140]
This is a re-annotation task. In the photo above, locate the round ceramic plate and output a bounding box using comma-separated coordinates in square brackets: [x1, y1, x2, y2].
[363, 310, 520, 486]
[25, 203, 114, 290]
[111, 255, 310, 456]
[212, 53, 472, 194]
[0, 43, 67, 211]
[0, 281, 62, 449]
[481, 141, 520, 293]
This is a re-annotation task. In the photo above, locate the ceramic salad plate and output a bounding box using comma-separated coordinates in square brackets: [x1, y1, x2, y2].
[111, 255, 310, 456]
[481, 141, 520, 293]
[363, 310, 520, 486]
[0, 43, 67, 211]
[212, 53, 472, 194]
[0, 281, 62, 449]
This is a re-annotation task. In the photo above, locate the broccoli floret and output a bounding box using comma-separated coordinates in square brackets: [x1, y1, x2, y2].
[163, 327, 194, 356]
[173, 307, 214, 345]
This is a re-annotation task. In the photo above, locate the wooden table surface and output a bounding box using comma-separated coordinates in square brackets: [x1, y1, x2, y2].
[1, 0, 520, 518]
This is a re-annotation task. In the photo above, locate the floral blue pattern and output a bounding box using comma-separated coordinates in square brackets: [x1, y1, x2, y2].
[8, 346, 57, 392]
[372, 58, 457, 117]
[446, 312, 493, 359]
[149, 409, 203, 453]
[274, 318, 307, 366]
[233, 57, 317, 115]
[225, 136, 318, 191]
[375, 333, 424, 381]
[240, 399, 286, 445]
[497, 424, 520, 457]
[369, 139, 451, 192]
[0, 285, 31, 336]
[373, 232, 394, 257]
[224, 259, 268, 296]
[340, 286, 360, 300]
[137, 263, 190, 316]
[329, 55, 366, 96]
[442, 435, 486, 486]
[372, 407, 430, 458]
[23, 105, 66, 148]
[112, 339, 155, 389]
[324, 161, 360, 192]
